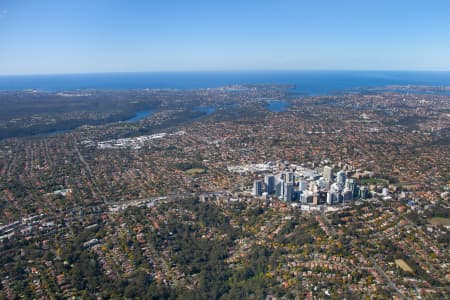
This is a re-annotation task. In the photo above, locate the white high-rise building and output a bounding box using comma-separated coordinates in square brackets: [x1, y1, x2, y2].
[323, 166, 332, 182]
[330, 182, 340, 193]
[326, 191, 332, 205]
[309, 181, 318, 192]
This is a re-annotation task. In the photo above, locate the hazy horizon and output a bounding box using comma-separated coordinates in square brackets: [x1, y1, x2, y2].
[2, 69, 450, 77]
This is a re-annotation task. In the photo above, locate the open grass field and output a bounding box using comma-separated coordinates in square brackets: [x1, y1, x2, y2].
[395, 259, 414, 273]
[429, 217, 450, 226]
[185, 168, 206, 175]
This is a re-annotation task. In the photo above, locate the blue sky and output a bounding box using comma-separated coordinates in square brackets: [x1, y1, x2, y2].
[0, 0, 449, 74]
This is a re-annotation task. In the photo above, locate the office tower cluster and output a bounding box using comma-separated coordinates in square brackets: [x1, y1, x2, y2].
[252, 165, 367, 205]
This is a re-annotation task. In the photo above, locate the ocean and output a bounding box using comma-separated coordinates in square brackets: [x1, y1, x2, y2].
[1, 71, 450, 95]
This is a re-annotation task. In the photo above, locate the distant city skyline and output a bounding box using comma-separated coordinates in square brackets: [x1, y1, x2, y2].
[1, 0, 450, 75]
